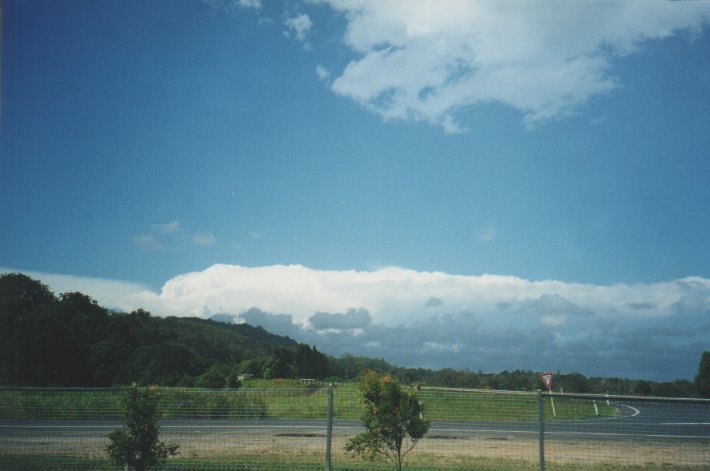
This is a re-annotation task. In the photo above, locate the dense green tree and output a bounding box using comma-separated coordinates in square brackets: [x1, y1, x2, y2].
[264, 347, 296, 379]
[0, 274, 57, 385]
[195, 365, 228, 388]
[634, 380, 653, 396]
[293, 344, 330, 379]
[331, 354, 394, 380]
[0, 273, 56, 308]
[6, 292, 109, 386]
[89, 339, 133, 386]
[3, 275, 304, 387]
[239, 358, 267, 377]
[346, 370, 430, 471]
[226, 367, 242, 388]
[106, 386, 179, 471]
[560, 372, 591, 393]
[55, 292, 110, 385]
[696, 351, 710, 398]
[654, 381, 684, 397]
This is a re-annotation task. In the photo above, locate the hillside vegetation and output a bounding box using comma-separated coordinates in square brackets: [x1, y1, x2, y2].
[0, 273, 703, 397]
[0, 273, 328, 387]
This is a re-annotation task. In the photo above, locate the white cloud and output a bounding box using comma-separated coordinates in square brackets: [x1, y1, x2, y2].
[6, 264, 710, 380]
[137, 264, 709, 325]
[477, 224, 497, 243]
[239, 0, 261, 9]
[133, 234, 165, 251]
[203, 0, 261, 12]
[309, 307, 371, 330]
[285, 13, 313, 42]
[316, 65, 331, 82]
[151, 220, 181, 234]
[135, 221, 217, 250]
[313, 0, 710, 131]
[190, 232, 217, 246]
[540, 314, 567, 328]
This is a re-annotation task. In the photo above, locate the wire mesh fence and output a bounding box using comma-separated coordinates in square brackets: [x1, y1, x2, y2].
[1, 386, 708, 470]
[541, 392, 710, 470]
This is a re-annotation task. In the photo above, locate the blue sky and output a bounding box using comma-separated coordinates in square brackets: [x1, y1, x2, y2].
[2, 0, 710, 381]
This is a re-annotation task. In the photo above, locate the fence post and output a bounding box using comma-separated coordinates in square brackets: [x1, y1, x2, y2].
[326, 383, 333, 471]
[537, 389, 545, 471]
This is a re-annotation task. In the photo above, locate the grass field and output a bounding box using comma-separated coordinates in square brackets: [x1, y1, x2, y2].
[0, 381, 615, 422]
[1, 383, 644, 470]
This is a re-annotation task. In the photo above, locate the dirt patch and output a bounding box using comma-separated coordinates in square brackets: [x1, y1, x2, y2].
[2, 425, 709, 468]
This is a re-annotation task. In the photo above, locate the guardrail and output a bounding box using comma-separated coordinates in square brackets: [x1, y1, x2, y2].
[0, 386, 708, 470]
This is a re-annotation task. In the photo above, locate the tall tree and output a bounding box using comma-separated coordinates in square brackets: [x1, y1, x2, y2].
[695, 351, 710, 398]
[346, 370, 430, 471]
[0, 273, 57, 385]
[294, 344, 330, 379]
[106, 386, 179, 471]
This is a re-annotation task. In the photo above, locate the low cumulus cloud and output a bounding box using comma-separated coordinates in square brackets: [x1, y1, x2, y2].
[7, 264, 710, 381]
[310, 0, 710, 132]
[309, 308, 372, 330]
[315, 65, 331, 83]
[284, 13, 313, 45]
[240, 308, 298, 337]
[424, 297, 444, 308]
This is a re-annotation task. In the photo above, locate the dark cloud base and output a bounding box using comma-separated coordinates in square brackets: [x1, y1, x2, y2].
[216, 301, 709, 382]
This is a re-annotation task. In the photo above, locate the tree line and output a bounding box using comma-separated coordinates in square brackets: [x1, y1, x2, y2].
[2, 273, 708, 397]
[331, 354, 706, 397]
[0, 273, 329, 387]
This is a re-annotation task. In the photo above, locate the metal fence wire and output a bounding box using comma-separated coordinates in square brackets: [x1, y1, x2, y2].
[0, 386, 708, 470]
[540, 392, 710, 470]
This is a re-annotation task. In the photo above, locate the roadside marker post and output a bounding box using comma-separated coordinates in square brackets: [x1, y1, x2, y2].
[326, 383, 333, 471]
[540, 372, 556, 417]
[537, 389, 545, 471]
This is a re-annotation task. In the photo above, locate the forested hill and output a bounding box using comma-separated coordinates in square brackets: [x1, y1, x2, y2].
[1, 273, 706, 397]
[0, 273, 329, 387]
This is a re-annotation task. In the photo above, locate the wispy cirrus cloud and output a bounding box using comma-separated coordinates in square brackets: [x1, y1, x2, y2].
[151, 220, 181, 234]
[203, 0, 261, 13]
[189, 232, 217, 247]
[311, 0, 710, 132]
[239, 0, 261, 9]
[477, 224, 497, 243]
[133, 234, 166, 251]
[135, 221, 216, 250]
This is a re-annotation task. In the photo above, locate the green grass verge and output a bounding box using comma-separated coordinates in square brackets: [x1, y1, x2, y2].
[0, 382, 614, 422]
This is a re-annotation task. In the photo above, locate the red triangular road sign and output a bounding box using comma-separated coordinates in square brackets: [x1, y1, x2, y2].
[540, 372, 553, 390]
